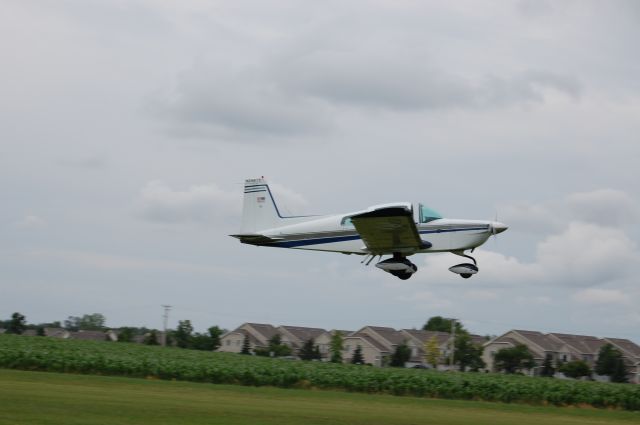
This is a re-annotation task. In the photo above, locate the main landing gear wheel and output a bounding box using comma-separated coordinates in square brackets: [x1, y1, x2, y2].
[375, 253, 418, 280]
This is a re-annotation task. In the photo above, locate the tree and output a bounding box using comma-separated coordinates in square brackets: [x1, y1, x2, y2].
[299, 338, 320, 361]
[611, 357, 629, 383]
[494, 344, 535, 374]
[64, 313, 106, 331]
[595, 344, 628, 382]
[175, 320, 194, 348]
[595, 343, 628, 382]
[454, 332, 485, 372]
[351, 345, 365, 364]
[330, 331, 344, 363]
[540, 354, 555, 377]
[208, 326, 223, 351]
[268, 334, 291, 357]
[117, 327, 135, 343]
[424, 336, 440, 368]
[255, 334, 292, 357]
[6, 312, 26, 335]
[144, 330, 159, 345]
[559, 360, 591, 379]
[240, 333, 251, 355]
[390, 342, 411, 367]
[189, 326, 224, 351]
[423, 316, 464, 333]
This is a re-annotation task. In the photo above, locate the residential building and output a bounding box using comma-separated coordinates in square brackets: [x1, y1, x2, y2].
[277, 325, 328, 353]
[218, 323, 278, 354]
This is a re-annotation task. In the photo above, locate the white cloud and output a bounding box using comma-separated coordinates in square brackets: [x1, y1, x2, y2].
[416, 221, 638, 288]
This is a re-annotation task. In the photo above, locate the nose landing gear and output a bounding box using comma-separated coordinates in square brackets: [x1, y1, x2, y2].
[449, 251, 479, 279]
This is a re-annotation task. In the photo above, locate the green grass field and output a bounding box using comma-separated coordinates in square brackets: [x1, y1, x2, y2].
[1, 369, 638, 425]
[3, 335, 640, 410]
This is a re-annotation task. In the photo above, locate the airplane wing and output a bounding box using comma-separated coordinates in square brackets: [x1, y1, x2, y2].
[350, 204, 430, 254]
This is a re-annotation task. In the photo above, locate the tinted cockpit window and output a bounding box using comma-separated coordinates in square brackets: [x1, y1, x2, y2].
[419, 204, 443, 223]
[341, 217, 354, 227]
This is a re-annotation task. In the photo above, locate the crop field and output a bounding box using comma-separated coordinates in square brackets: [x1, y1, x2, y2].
[2, 369, 639, 425]
[1, 334, 640, 411]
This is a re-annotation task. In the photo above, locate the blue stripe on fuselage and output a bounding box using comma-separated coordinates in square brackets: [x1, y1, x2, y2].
[266, 226, 489, 248]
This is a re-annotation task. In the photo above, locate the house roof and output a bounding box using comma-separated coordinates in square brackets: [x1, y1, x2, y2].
[513, 330, 565, 352]
[347, 334, 390, 353]
[365, 326, 405, 346]
[279, 326, 327, 343]
[245, 323, 278, 341]
[44, 327, 67, 337]
[70, 331, 108, 341]
[470, 334, 488, 346]
[605, 338, 640, 358]
[402, 329, 450, 346]
[331, 329, 354, 337]
[549, 333, 605, 355]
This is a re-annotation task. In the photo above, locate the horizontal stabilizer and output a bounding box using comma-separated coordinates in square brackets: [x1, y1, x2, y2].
[229, 234, 283, 245]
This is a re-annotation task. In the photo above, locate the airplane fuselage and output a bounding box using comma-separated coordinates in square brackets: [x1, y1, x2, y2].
[248, 215, 495, 256]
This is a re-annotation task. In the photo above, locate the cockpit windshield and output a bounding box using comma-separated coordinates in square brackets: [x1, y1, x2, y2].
[419, 204, 443, 223]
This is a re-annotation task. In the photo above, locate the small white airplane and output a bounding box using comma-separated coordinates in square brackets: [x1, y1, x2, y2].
[231, 178, 508, 280]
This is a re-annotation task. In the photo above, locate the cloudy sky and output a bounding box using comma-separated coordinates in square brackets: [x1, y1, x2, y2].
[2, 0, 640, 340]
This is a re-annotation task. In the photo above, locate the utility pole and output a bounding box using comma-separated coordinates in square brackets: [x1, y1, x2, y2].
[449, 318, 456, 370]
[162, 305, 171, 347]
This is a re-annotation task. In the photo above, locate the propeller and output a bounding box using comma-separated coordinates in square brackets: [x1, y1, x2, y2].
[489, 211, 508, 244]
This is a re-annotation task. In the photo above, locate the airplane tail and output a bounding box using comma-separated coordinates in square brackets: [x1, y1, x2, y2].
[240, 177, 285, 233]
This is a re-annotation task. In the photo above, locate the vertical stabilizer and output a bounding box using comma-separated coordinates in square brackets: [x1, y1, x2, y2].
[241, 178, 282, 233]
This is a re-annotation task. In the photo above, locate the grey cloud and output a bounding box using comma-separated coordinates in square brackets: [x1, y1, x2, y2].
[501, 188, 636, 235]
[566, 189, 640, 227]
[57, 155, 108, 169]
[136, 181, 239, 223]
[279, 51, 582, 111]
[149, 60, 330, 140]
[152, 45, 581, 139]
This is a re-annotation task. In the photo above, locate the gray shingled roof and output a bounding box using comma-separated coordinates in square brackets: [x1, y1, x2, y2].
[246, 323, 278, 341]
[70, 331, 108, 341]
[366, 326, 405, 346]
[549, 333, 605, 354]
[514, 330, 564, 352]
[348, 333, 390, 352]
[606, 338, 640, 358]
[279, 326, 327, 343]
[402, 329, 450, 345]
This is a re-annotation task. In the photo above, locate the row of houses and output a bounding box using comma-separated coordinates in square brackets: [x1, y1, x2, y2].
[484, 329, 640, 382]
[219, 322, 485, 367]
[218, 323, 640, 383]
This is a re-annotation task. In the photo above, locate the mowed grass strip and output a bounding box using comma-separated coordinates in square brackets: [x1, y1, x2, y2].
[0, 369, 638, 425]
